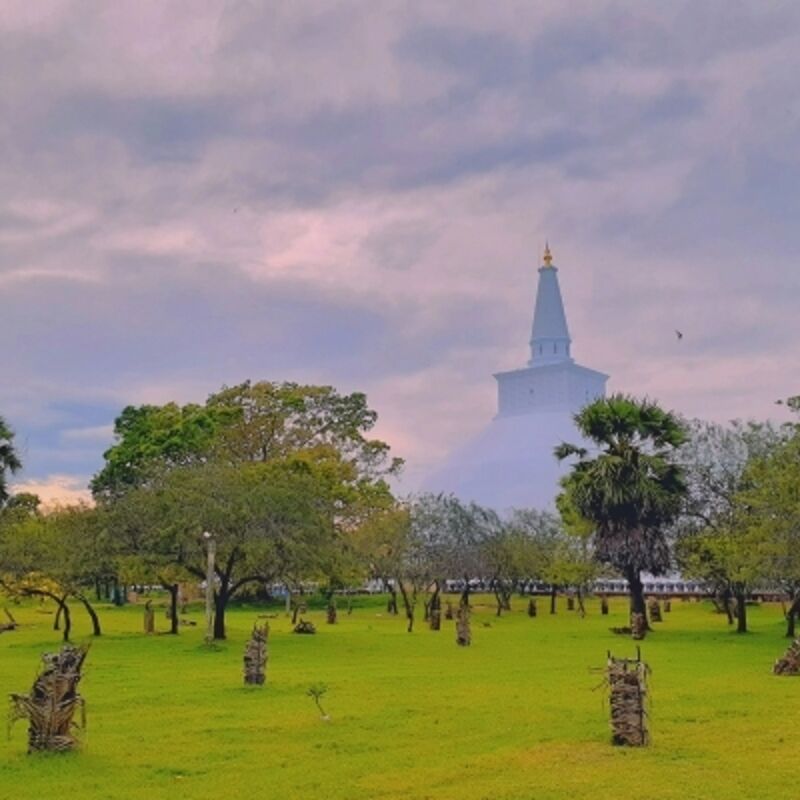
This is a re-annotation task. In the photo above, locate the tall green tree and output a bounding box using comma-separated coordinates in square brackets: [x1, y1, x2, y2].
[0, 415, 22, 506]
[117, 447, 392, 639]
[675, 418, 788, 631]
[92, 381, 402, 499]
[556, 394, 687, 638]
[736, 398, 800, 635]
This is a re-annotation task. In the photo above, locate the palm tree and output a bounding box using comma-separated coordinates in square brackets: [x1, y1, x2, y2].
[0, 415, 22, 506]
[555, 394, 687, 638]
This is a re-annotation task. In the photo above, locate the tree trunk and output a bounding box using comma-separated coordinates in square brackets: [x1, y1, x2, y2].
[494, 587, 504, 617]
[429, 584, 441, 631]
[576, 588, 586, 618]
[327, 597, 337, 625]
[398, 582, 415, 633]
[460, 577, 470, 609]
[75, 594, 102, 636]
[213, 589, 228, 640]
[627, 569, 647, 640]
[60, 600, 72, 642]
[166, 583, 179, 634]
[30, 590, 69, 641]
[722, 587, 734, 625]
[735, 587, 747, 634]
[387, 586, 398, 615]
[550, 585, 557, 614]
[53, 597, 64, 631]
[785, 593, 800, 638]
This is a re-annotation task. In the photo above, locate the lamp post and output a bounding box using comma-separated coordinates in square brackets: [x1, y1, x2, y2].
[203, 531, 216, 644]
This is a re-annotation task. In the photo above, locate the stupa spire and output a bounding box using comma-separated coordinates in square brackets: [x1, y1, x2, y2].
[528, 243, 572, 366]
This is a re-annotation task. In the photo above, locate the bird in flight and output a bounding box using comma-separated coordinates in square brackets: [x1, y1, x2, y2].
[675, 329, 683, 340]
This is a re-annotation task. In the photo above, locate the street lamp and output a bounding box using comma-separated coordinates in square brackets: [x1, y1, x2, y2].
[203, 531, 216, 644]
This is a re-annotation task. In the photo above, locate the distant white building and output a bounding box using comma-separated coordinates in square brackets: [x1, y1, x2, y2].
[425, 245, 608, 511]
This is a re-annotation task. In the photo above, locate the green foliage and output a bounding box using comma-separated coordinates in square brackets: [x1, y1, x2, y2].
[556, 394, 687, 578]
[0, 503, 111, 597]
[675, 418, 793, 599]
[90, 402, 227, 498]
[92, 381, 402, 499]
[737, 424, 800, 591]
[0, 414, 22, 506]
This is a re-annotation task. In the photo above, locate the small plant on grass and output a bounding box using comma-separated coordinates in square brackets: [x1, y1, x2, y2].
[307, 683, 330, 721]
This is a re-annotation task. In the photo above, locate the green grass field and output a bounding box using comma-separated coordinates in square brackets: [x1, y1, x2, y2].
[0, 595, 796, 800]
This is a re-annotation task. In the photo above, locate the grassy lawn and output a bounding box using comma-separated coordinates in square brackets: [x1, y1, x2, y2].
[0, 594, 795, 800]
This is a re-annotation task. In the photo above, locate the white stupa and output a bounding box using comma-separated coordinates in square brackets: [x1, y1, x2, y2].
[425, 244, 608, 511]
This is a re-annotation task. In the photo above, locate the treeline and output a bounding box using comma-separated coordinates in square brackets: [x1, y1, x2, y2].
[0, 387, 798, 642]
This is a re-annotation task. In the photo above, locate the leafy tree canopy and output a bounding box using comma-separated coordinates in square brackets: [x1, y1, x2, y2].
[92, 381, 402, 499]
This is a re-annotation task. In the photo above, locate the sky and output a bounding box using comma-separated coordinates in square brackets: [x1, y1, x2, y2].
[2, 1, 799, 503]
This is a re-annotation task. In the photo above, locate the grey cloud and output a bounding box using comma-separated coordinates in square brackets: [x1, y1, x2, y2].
[2, 1, 800, 489]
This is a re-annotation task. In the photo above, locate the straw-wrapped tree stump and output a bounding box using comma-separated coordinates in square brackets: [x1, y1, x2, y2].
[606, 649, 650, 746]
[773, 639, 800, 675]
[445, 601, 454, 620]
[631, 612, 647, 640]
[293, 619, 316, 634]
[567, 596, 575, 611]
[9, 644, 88, 753]
[527, 598, 537, 618]
[243, 622, 269, 685]
[429, 596, 441, 631]
[143, 600, 155, 634]
[601, 597, 609, 615]
[456, 604, 471, 646]
[663, 599, 671, 613]
[648, 599, 662, 623]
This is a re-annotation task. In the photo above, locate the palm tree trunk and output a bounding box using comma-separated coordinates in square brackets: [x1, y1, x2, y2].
[626, 568, 647, 640]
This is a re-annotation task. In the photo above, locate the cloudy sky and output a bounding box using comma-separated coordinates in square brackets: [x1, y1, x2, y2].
[2, 1, 799, 502]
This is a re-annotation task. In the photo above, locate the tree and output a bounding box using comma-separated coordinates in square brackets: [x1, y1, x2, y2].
[351, 505, 411, 614]
[0, 503, 110, 640]
[110, 486, 195, 634]
[0, 416, 22, 506]
[96, 380, 401, 639]
[93, 381, 402, 499]
[556, 394, 687, 638]
[119, 447, 390, 639]
[675, 418, 789, 632]
[484, 509, 554, 615]
[735, 400, 800, 635]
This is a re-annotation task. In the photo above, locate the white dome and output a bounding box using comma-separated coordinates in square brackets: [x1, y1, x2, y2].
[424, 410, 584, 512]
